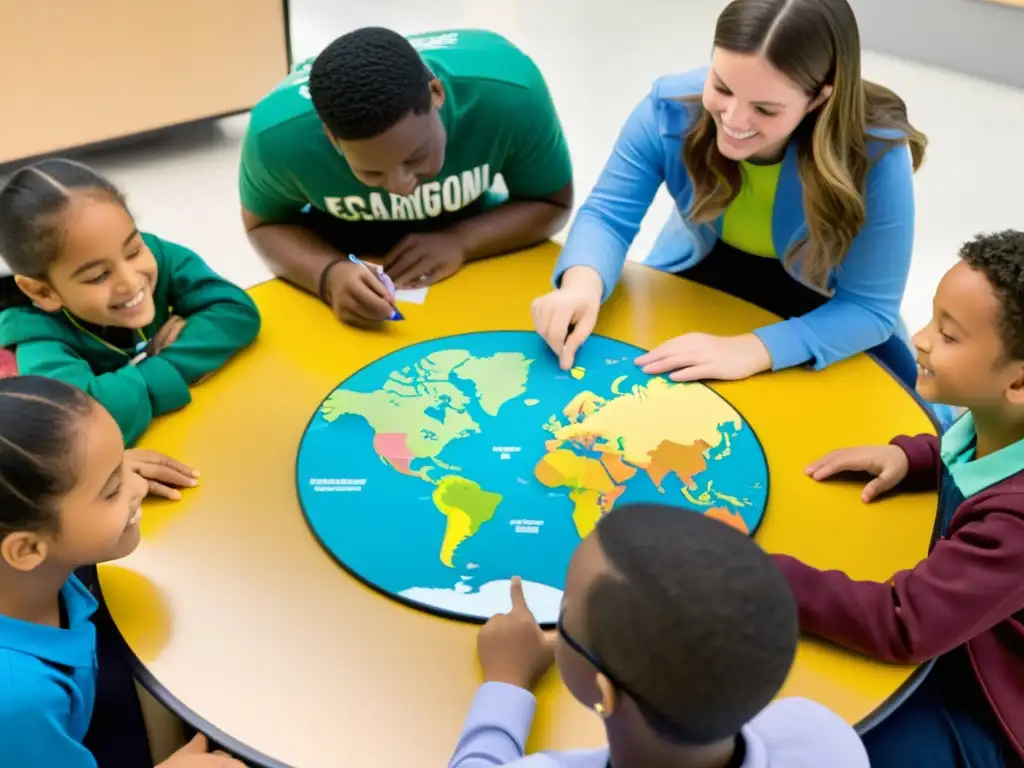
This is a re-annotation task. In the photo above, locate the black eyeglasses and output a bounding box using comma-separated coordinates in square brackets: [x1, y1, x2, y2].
[557, 612, 706, 743]
[556, 612, 618, 685]
[556, 611, 675, 726]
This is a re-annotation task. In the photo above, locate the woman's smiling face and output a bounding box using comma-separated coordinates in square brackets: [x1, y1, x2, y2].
[702, 48, 818, 163]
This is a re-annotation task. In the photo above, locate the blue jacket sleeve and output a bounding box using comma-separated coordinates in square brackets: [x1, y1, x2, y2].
[0, 666, 98, 768]
[754, 143, 916, 370]
[553, 95, 667, 300]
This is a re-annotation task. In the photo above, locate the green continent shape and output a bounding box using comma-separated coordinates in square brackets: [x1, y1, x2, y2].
[320, 350, 477, 459]
[320, 349, 533, 461]
[454, 352, 533, 416]
[321, 391, 477, 461]
[432, 476, 503, 567]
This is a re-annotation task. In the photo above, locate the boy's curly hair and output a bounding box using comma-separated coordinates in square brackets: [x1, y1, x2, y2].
[959, 230, 1024, 360]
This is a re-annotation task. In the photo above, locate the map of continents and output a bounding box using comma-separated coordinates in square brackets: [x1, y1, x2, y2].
[296, 332, 768, 624]
[320, 348, 531, 567]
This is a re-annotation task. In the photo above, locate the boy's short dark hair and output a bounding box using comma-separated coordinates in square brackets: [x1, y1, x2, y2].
[308, 27, 434, 141]
[959, 230, 1024, 361]
[587, 504, 798, 744]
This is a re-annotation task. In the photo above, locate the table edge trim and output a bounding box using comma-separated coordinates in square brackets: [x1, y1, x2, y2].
[93, 587, 293, 768]
[854, 657, 935, 734]
[844, 347, 938, 732]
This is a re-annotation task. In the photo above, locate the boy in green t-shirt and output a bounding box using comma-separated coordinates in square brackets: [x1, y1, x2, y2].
[241, 27, 574, 327]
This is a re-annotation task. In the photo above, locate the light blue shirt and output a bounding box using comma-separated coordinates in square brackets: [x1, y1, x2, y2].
[941, 411, 1024, 497]
[449, 682, 869, 767]
[554, 68, 916, 372]
[0, 576, 99, 767]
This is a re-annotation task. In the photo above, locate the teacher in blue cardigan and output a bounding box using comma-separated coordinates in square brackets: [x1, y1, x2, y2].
[532, 0, 927, 387]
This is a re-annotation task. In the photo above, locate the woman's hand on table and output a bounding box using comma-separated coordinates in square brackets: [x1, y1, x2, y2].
[324, 258, 397, 328]
[125, 449, 199, 501]
[532, 266, 603, 370]
[636, 333, 772, 382]
[158, 734, 245, 767]
[806, 445, 910, 502]
[477, 577, 556, 691]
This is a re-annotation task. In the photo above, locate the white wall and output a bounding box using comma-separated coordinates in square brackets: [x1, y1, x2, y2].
[852, 0, 1024, 89]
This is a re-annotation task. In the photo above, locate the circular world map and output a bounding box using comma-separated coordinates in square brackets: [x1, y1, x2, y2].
[296, 331, 769, 625]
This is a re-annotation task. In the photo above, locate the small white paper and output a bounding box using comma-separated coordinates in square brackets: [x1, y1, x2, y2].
[395, 287, 428, 304]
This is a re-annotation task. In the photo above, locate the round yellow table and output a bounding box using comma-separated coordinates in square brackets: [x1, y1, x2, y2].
[98, 243, 938, 767]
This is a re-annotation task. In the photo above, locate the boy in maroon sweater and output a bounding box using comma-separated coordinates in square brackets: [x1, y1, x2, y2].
[773, 231, 1024, 767]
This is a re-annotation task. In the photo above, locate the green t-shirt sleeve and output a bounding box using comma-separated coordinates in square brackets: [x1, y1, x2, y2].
[497, 69, 573, 199]
[239, 125, 309, 222]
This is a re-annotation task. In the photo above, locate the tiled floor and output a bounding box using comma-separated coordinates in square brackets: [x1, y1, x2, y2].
[10, 0, 1024, 334]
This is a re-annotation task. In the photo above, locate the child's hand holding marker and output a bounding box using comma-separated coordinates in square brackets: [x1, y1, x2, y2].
[347, 255, 404, 321]
[319, 254, 402, 326]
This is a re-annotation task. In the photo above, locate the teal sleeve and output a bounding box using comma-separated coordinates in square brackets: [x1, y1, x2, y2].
[498, 68, 573, 199]
[14, 340, 191, 446]
[155, 239, 261, 384]
[239, 125, 310, 222]
[0, 664, 98, 768]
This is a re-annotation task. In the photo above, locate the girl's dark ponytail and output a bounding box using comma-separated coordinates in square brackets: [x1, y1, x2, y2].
[0, 159, 127, 282]
[0, 376, 93, 537]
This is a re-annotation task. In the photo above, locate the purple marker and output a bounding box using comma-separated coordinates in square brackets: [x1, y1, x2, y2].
[348, 255, 404, 321]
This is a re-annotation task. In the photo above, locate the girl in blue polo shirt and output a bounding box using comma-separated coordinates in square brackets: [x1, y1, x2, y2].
[0, 376, 241, 767]
[532, 0, 927, 389]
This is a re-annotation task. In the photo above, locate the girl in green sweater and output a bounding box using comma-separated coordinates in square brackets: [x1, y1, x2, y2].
[0, 159, 261, 445]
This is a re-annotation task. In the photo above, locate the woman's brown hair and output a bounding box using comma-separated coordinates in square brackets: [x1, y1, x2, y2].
[683, 0, 927, 287]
